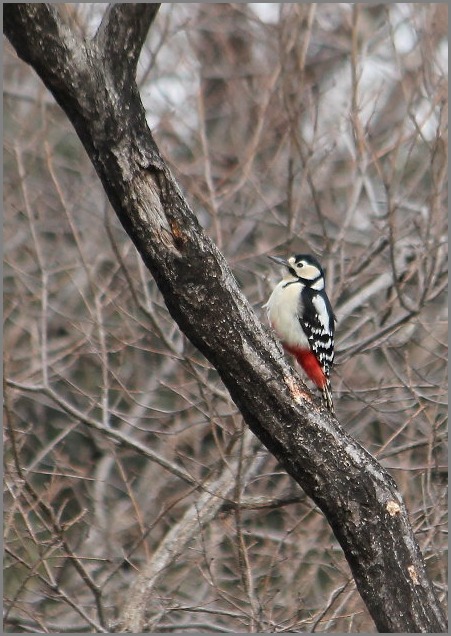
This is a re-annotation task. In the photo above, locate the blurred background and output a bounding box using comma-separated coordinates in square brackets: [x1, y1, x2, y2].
[4, 3, 447, 632]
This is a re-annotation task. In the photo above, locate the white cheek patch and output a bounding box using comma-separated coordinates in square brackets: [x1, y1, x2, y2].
[299, 264, 320, 280]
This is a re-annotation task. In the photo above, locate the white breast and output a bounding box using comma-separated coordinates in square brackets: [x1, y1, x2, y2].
[264, 280, 309, 348]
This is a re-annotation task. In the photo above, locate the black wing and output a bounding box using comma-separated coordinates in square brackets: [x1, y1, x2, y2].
[299, 288, 335, 376]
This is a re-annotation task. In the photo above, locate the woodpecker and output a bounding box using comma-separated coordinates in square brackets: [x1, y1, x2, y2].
[265, 254, 336, 413]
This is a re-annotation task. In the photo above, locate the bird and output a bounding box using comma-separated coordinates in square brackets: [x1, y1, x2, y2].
[264, 253, 336, 413]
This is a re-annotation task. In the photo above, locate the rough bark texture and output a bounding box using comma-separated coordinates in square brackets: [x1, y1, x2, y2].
[4, 4, 447, 633]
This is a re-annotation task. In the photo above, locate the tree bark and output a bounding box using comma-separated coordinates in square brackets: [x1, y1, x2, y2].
[4, 4, 447, 633]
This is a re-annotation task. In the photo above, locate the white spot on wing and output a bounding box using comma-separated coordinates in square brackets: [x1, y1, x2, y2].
[312, 295, 331, 333]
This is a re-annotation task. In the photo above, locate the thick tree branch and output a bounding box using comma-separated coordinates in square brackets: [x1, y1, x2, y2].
[94, 3, 160, 81]
[4, 4, 447, 633]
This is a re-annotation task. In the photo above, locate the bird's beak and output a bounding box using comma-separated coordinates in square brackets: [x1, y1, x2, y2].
[268, 255, 289, 268]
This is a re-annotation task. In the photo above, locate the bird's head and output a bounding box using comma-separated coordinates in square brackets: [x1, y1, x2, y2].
[268, 254, 325, 284]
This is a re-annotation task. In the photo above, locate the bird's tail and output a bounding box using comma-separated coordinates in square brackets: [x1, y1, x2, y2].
[322, 379, 334, 414]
